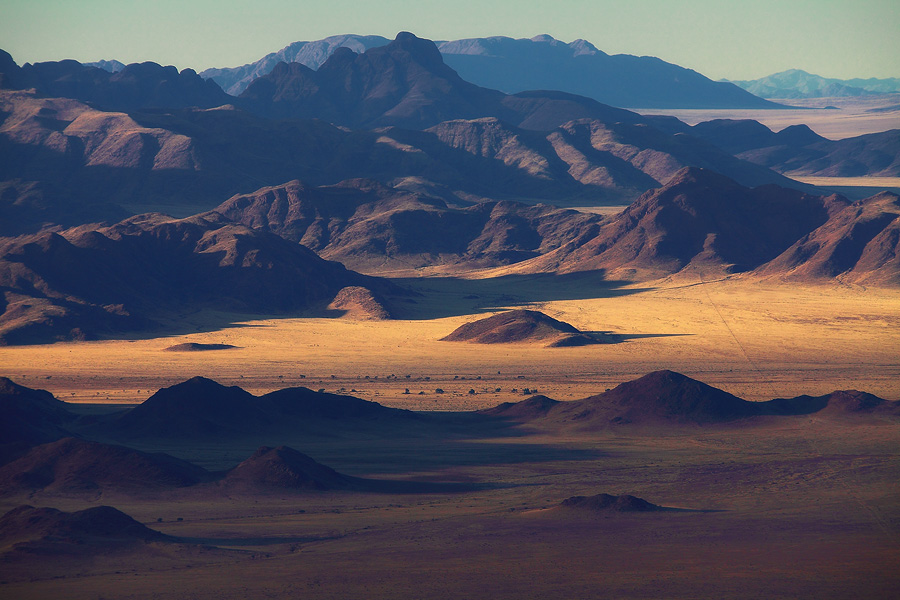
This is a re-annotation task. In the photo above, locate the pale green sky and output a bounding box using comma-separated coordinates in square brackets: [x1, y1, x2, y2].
[1, 0, 898, 80]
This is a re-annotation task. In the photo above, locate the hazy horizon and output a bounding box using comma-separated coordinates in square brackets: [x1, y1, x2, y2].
[2, 0, 899, 82]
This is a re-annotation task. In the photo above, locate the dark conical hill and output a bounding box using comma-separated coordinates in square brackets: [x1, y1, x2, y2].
[0, 377, 75, 463]
[546, 370, 761, 427]
[113, 377, 264, 438]
[0, 504, 170, 549]
[479, 395, 561, 420]
[222, 446, 357, 491]
[0, 437, 209, 494]
[259, 386, 416, 421]
[558, 493, 663, 512]
[110, 377, 418, 440]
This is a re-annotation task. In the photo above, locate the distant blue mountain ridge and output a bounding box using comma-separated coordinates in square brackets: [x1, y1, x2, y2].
[728, 69, 900, 99]
[190, 33, 781, 109]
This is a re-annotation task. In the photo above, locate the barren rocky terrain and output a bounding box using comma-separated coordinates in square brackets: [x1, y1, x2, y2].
[1, 28, 898, 600]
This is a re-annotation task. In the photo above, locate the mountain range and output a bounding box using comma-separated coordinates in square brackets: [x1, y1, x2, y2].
[668, 119, 900, 177]
[200, 34, 390, 95]
[489, 370, 900, 428]
[0, 49, 231, 112]
[729, 69, 900, 99]
[212, 178, 603, 271]
[0, 30, 896, 346]
[236, 32, 647, 131]
[506, 167, 899, 285]
[199, 33, 778, 109]
[436, 35, 780, 109]
[2, 32, 809, 237]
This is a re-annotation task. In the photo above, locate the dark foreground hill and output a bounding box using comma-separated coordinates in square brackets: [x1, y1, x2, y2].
[0, 211, 397, 344]
[547, 370, 763, 427]
[0, 438, 209, 495]
[0, 377, 76, 463]
[441, 309, 610, 347]
[110, 376, 418, 440]
[769, 390, 900, 419]
[221, 446, 359, 492]
[557, 493, 663, 512]
[487, 370, 899, 429]
[478, 395, 561, 420]
[0, 505, 171, 555]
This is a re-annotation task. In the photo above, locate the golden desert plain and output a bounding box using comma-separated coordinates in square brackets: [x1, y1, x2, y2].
[1, 89, 899, 600]
[2, 269, 900, 599]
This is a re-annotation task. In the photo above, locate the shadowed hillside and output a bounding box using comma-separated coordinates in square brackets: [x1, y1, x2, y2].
[0, 49, 230, 112]
[687, 119, 900, 177]
[213, 178, 603, 270]
[0, 505, 171, 554]
[511, 167, 851, 280]
[757, 191, 900, 285]
[111, 376, 418, 440]
[0, 212, 396, 344]
[0, 437, 210, 494]
[221, 445, 359, 491]
[485, 370, 898, 429]
[0, 377, 76, 463]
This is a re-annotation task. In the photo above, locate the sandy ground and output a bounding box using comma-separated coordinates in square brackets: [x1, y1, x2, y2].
[636, 94, 900, 139]
[787, 176, 900, 199]
[2, 275, 896, 408]
[2, 415, 898, 600]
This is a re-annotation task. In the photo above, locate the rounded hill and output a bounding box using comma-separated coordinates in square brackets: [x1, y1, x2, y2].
[441, 309, 609, 346]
